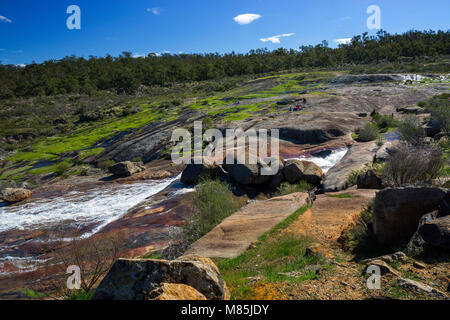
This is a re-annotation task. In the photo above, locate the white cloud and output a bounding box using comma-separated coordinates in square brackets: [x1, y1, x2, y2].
[260, 33, 295, 44]
[233, 13, 261, 25]
[16, 64, 26, 68]
[132, 54, 146, 58]
[334, 38, 352, 45]
[0, 15, 12, 23]
[340, 16, 351, 21]
[147, 7, 161, 15]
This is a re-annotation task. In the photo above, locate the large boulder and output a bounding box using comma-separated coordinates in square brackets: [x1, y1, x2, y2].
[407, 211, 439, 254]
[301, 161, 323, 186]
[423, 118, 442, 137]
[1, 188, 32, 203]
[92, 255, 229, 300]
[223, 152, 271, 185]
[283, 160, 304, 183]
[264, 156, 285, 189]
[418, 215, 450, 249]
[181, 158, 225, 185]
[108, 161, 145, 177]
[373, 187, 449, 246]
[357, 170, 383, 189]
[283, 160, 323, 186]
[375, 141, 400, 162]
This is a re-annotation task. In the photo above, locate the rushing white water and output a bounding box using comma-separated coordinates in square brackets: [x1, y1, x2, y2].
[287, 148, 348, 173]
[0, 256, 49, 275]
[399, 74, 450, 82]
[0, 175, 180, 236]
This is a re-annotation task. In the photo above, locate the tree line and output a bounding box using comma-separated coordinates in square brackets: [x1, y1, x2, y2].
[0, 30, 449, 99]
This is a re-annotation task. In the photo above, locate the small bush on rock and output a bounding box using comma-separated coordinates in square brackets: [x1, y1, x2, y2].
[357, 123, 379, 142]
[398, 115, 425, 145]
[383, 142, 443, 187]
[346, 163, 385, 187]
[274, 181, 313, 197]
[373, 114, 399, 131]
[183, 179, 241, 244]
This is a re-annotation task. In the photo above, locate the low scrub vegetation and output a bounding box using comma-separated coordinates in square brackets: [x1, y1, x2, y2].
[327, 194, 356, 199]
[373, 114, 399, 132]
[339, 201, 374, 253]
[398, 115, 425, 145]
[274, 181, 313, 197]
[183, 179, 242, 243]
[33, 232, 127, 300]
[354, 113, 400, 143]
[346, 162, 386, 187]
[157, 179, 244, 259]
[383, 142, 443, 187]
[356, 123, 379, 142]
[338, 201, 394, 260]
[418, 93, 450, 133]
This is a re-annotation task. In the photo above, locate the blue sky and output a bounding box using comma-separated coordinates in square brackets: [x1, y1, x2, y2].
[0, 0, 449, 66]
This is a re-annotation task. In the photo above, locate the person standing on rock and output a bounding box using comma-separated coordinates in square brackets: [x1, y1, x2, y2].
[302, 98, 307, 109]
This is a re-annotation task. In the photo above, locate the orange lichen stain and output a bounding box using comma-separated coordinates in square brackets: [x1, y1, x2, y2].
[250, 283, 285, 300]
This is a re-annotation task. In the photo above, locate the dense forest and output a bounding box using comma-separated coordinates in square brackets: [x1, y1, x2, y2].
[1, 29, 449, 99]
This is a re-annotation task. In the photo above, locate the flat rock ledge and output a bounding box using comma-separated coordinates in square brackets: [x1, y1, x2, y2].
[186, 192, 311, 258]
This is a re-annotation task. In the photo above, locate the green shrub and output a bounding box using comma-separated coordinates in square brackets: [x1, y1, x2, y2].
[383, 143, 443, 186]
[420, 93, 450, 133]
[346, 169, 362, 187]
[183, 179, 241, 243]
[373, 114, 399, 130]
[357, 123, 379, 142]
[377, 136, 384, 147]
[398, 115, 425, 145]
[19, 289, 47, 299]
[274, 181, 313, 196]
[171, 99, 182, 106]
[346, 162, 386, 187]
[66, 290, 94, 300]
[55, 160, 72, 177]
[339, 201, 376, 255]
[202, 116, 214, 130]
[97, 160, 115, 169]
